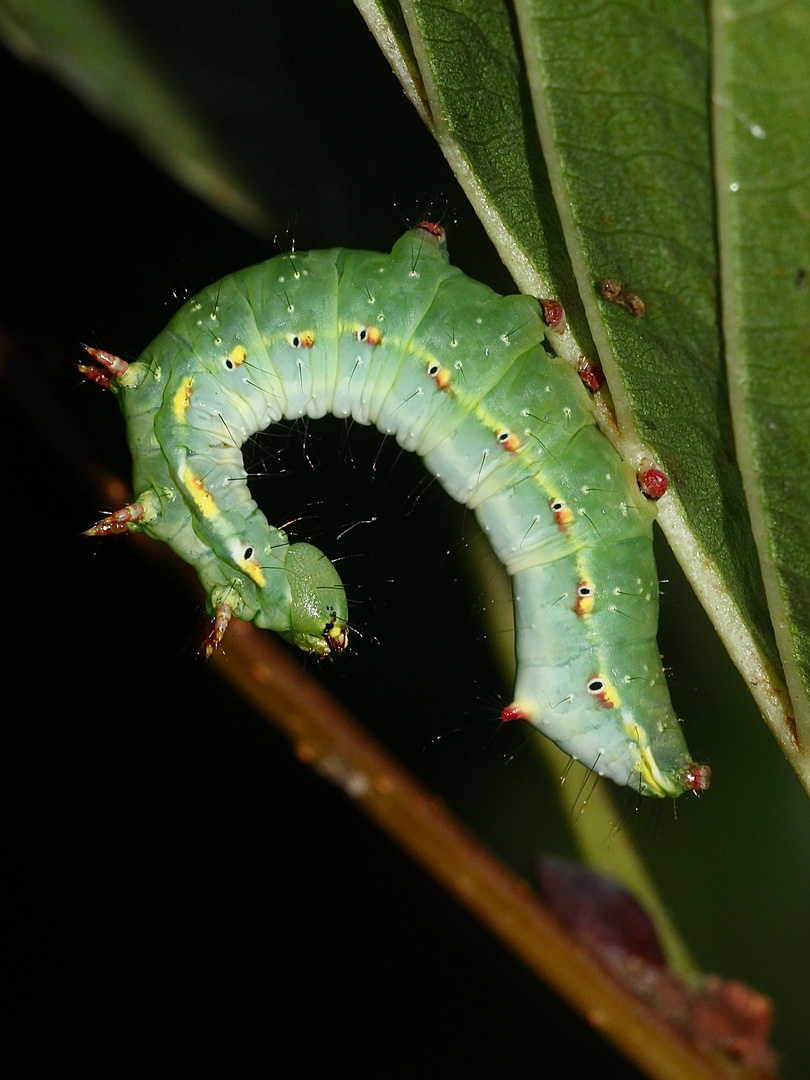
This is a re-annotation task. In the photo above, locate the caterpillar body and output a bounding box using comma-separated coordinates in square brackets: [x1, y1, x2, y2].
[83, 225, 709, 799]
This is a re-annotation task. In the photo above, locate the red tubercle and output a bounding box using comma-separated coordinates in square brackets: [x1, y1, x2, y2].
[576, 356, 605, 393]
[681, 762, 711, 792]
[637, 466, 669, 500]
[501, 704, 528, 723]
[414, 220, 446, 240]
[539, 299, 565, 331]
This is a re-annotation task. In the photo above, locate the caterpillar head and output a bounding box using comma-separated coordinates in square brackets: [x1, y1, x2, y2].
[280, 543, 349, 657]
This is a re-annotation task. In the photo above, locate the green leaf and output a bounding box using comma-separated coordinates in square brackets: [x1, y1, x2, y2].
[712, 0, 810, 784]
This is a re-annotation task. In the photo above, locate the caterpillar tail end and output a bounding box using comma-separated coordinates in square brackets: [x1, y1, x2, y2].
[203, 604, 233, 658]
[501, 703, 529, 723]
[84, 502, 145, 537]
[79, 346, 130, 389]
[681, 762, 711, 793]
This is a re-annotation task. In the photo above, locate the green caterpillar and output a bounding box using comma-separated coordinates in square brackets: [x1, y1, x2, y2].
[82, 224, 709, 799]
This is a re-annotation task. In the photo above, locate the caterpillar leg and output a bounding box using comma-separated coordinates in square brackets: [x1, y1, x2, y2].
[203, 604, 233, 658]
[78, 346, 129, 389]
[85, 502, 145, 536]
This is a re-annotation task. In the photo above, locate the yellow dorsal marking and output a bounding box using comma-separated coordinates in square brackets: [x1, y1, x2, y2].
[631, 730, 673, 797]
[172, 376, 194, 422]
[588, 674, 620, 710]
[229, 345, 247, 366]
[574, 580, 595, 617]
[550, 498, 574, 529]
[432, 365, 452, 390]
[601, 678, 620, 709]
[182, 466, 219, 518]
[237, 556, 266, 587]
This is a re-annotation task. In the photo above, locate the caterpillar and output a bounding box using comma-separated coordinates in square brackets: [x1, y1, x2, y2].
[82, 224, 709, 799]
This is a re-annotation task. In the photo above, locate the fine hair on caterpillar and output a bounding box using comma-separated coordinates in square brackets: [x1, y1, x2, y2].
[82, 223, 710, 799]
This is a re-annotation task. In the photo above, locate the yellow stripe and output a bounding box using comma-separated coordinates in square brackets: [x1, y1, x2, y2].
[633, 734, 672, 798]
[237, 557, 266, 587]
[172, 376, 194, 422]
[182, 466, 219, 518]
